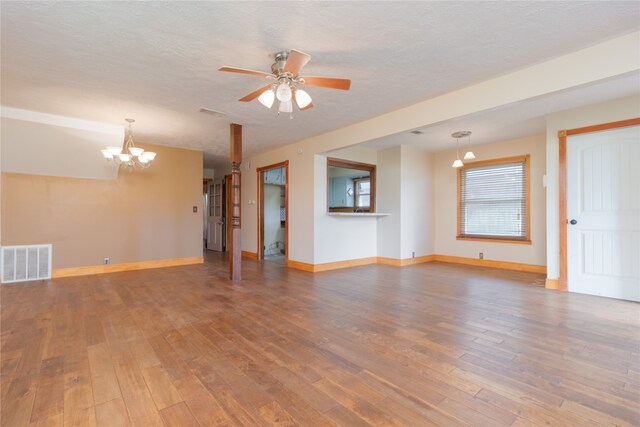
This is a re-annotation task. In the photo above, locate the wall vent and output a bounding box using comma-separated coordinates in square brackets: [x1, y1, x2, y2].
[1, 244, 52, 284]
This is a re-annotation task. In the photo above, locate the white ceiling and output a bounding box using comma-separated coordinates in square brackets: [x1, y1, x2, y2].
[1, 1, 639, 168]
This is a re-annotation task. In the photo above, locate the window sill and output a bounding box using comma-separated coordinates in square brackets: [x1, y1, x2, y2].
[327, 212, 390, 217]
[456, 236, 532, 245]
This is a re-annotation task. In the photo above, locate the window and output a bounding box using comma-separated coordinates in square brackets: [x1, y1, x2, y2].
[354, 178, 370, 209]
[326, 157, 376, 212]
[457, 155, 530, 243]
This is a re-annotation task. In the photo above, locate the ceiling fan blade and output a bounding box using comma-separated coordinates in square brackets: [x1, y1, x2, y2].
[299, 102, 313, 111]
[300, 76, 351, 90]
[284, 49, 311, 75]
[239, 85, 271, 102]
[218, 66, 273, 78]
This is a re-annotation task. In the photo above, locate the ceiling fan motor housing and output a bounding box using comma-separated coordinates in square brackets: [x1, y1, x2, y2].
[272, 51, 290, 76]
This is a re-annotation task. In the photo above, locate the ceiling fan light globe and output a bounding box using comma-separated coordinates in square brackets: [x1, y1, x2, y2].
[464, 151, 475, 160]
[295, 89, 312, 109]
[258, 89, 275, 108]
[452, 159, 464, 168]
[278, 100, 293, 113]
[275, 82, 292, 102]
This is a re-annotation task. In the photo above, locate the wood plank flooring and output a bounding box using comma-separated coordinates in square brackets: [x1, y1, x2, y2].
[1, 252, 639, 426]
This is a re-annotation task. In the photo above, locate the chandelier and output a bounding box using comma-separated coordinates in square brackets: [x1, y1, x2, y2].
[101, 118, 156, 168]
[451, 131, 475, 168]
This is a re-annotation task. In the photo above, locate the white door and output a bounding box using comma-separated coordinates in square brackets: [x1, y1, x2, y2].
[207, 179, 224, 251]
[567, 125, 640, 301]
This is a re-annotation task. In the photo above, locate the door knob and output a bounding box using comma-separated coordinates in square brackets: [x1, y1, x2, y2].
[569, 219, 577, 225]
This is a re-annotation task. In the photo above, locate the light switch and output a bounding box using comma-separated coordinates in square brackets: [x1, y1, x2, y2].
[193, 206, 197, 213]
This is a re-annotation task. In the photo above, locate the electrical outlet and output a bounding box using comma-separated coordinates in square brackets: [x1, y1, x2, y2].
[479, 252, 484, 260]
[103, 258, 110, 265]
[193, 206, 197, 213]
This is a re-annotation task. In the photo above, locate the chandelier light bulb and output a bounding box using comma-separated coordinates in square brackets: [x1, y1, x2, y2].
[107, 146, 122, 155]
[464, 132, 475, 160]
[258, 88, 275, 108]
[276, 82, 292, 102]
[119, 153, 132, 162]
[295, 89, 312, 109]
[129, 147, 144, 157]
[138, 156, 149, 164]
[452, 159, 464, 168]
[143, 151, 156, 161]
[101, 149, 114, 159]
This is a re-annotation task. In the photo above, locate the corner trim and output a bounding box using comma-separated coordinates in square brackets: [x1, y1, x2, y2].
[314, 257, 378, 272]
[52, 256, 204, 278]
[433, 255, 546, 274]
[376, 255, 435, 266]
[241, 251, 258, 259]
[286, 257, 377, 273]
[283, 254, 545, 275]
[545, 278, 563, 290]
[285, 260, 316, 272]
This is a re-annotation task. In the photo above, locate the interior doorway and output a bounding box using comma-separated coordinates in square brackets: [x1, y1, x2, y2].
[257, 161, 288, 263]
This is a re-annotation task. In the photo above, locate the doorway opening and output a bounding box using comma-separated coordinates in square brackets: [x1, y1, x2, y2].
[257, 161, 288, 264]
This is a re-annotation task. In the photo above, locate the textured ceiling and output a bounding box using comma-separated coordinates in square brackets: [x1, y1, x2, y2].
[1, 1, 639, 167]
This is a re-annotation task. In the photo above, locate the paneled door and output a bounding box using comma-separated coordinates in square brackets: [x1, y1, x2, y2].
[567, 125, 640, 301]
[207, 179, 224, 251]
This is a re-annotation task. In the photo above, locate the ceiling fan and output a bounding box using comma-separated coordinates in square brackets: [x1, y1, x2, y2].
[219, 49, 351, 117]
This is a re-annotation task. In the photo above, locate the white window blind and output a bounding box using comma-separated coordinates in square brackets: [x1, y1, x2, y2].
[458, 156, 529, 241]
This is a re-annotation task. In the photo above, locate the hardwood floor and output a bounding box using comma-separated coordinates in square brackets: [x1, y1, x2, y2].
[1, 252, 639, 426]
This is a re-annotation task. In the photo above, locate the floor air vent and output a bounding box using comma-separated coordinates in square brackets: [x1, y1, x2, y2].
[1, 244, 52, 284]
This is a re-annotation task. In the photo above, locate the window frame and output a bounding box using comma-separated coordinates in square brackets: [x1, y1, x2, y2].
[327, 157, 376, 213]
[456, 155, 531, 245]
[353, 177, 371, 209]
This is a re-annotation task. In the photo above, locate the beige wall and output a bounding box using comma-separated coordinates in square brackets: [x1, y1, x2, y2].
[376, 146, 402, 259]
[434, 134, 547, 266]
[401, 146, 435, 259]
[1, 143, 203, 269]
[1, 109, 123, 180]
